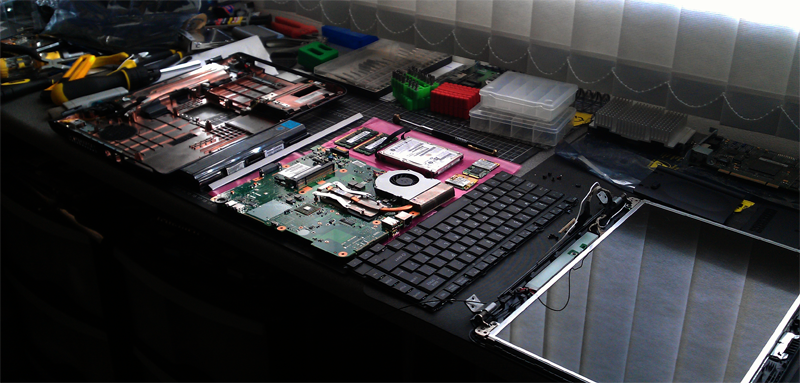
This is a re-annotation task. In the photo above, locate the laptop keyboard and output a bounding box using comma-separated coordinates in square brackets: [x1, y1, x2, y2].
[346, 171, 578, 310]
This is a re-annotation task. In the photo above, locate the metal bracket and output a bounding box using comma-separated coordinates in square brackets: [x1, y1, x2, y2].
[474, 321, 499, 338]
[465, 294, 484, 313]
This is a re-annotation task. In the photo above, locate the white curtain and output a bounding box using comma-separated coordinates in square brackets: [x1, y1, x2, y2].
[257, 0, 800, 141]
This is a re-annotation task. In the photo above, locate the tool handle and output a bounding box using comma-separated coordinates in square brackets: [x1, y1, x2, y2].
[50, 67, 156, 105]
[1, 78, 56, 101]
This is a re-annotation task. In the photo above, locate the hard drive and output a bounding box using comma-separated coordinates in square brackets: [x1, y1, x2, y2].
[375, 137, 462, 177]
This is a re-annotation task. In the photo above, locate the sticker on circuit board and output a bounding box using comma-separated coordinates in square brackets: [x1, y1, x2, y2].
[376, 137, 463, 177]
[446, 174, 477, 190]
[334, 127, 379, 148]
[354, 133, 399, 155]
[463, 159, 499, 179]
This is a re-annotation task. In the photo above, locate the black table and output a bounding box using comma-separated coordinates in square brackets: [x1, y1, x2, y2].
[0, 91, 610, 381]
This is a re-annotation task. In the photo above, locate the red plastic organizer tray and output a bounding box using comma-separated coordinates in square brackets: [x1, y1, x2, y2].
[430, 83, 480, 119]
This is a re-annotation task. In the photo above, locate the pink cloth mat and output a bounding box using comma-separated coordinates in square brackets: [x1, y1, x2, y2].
[284, 117, 520, 198]
[211, 117, 520, 208]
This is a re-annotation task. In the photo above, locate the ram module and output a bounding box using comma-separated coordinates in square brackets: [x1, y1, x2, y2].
[354, 133, 399, 155]
[334, 127, 380, 149]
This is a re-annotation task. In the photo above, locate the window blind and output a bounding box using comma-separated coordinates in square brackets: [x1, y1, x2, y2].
[257, 0, 800, 141]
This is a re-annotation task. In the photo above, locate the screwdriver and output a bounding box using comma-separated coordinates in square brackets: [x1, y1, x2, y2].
[392, 114, 498, 156]
[49, 60, 200, 105]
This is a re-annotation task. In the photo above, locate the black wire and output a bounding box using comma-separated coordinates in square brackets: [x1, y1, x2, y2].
[537, 269, 571, 312]
[395, 298, 480, 312]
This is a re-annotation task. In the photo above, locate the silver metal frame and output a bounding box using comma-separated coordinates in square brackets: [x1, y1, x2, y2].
[483, 199, 799, 383]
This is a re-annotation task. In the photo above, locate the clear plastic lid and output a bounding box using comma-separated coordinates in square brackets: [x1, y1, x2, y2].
[479, 72, 578, 121]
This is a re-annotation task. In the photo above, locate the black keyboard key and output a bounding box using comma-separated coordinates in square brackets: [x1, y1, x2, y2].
[417, 264, 436, 276]
[347, 258, 363, 268]
[377, 251, 412, 272]
[434, 290, 451, 302]
[417, 197, 470, 230]
[483, 179, 501, 187]
[499, 196, 515, 205]
[454, 211, 472, 221]
[467, 246, 487, 257]
[381, 276, 398, 287]
[482, 193, 500, 201]
[532, 186, 550, 197]
[463, 189, 484, 200]
[445, 217, 464, 227]
[422, 246, 440, 257]
[474, 261, 489, 271]
[457, 253, 476, 264]
[472, 199, 489, 208]
[370, 244, 385, 253]
[414, 237, 433, 248]
[547, 191, 564, 199]
[483, 255, 498, 265]
[516, 181, 537, 192]
[493, 172, 511, 181]
[507, 175, 524, 185]
[424, 229, 443, 240]
[393, 269, 425, 285]
[394, 282, 412, 293]
[535, 218, 549, 226]
[449, 243, 468, 254]
[513, 199, 531, 208]
[467, 229, 486, 240]
[397, 233, 415, 243]
[485, 217, 503, 227]
[504, 205, 522, 215]
[429, 257, 447, 269]
[510, 236, 525, 244]
[557, 202, 569, 210]
[492, 249, 507, 258]
[475, 184, 493, 193]
[539, 196, 557, 205]
[506, 190, 524, 199]
[465, 268, 481, 277]
[519, 229, 533, 237]
[550, 208, 563, 215]
[439, 250, 457, 261]
[454, 276, 469, 286]
[406, 288, 426, 301]
[488, 232, 505, 242]
[458, 236, 477, 246]
[462, 220, 480, 229]
[566, 197, 578, 205]
[463, 204, 481, 214]
[444, 283, 460, 293]
[522, 194, 539, 203]
[434, 223, 454, 233]
[447, 259, 466, 271]
[489, 201, 509, 211]
[367, 268, 385, 279]
[522, 207, 540, 217]
[515, 213, 533, 223]
[532, 202, 549, 211]
[358, 251, 375, 261]
[386, 241, 405, 251]
[433, 239, 452, 250]
[436, 268, 456, 279]
[498, 182, 515, 191]
[443, 232, 461, 242]
[477, 239, 497, 249]
[497, 226, 514, 236]
[419, 275, 446, 292]
[354, 264, 372, 275]
[501, 242, 516, 251]
[481, 207, 499, 216]
[542, 213, 555, 220]
[412, 253, 431, 264]
[453, 226, 470, 236]
[472, 213, 490, 223]
[404, 243, 423, 254]
[401, 260, 421, 272]
[367, 252, 390, 265]
[506, 219, 524, 229]
[478, 223, 496, 233]
[408, 226, 426, 236]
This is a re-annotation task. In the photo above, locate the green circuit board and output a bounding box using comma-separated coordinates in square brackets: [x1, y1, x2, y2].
[213, 147, 400, 258]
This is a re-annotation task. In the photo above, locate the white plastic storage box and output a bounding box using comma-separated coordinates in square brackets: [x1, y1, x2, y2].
[479, 71, 578, 121]
[470, 102, 574, 147]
